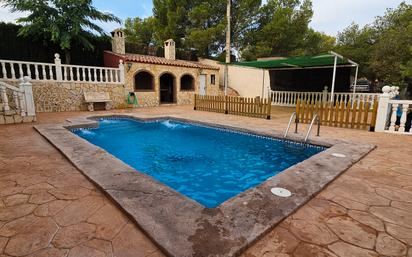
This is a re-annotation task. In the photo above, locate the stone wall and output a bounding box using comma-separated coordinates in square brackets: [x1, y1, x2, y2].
[3, 61, 221, 112]
[0, 114, 36, 125]
[8, 81, 127, 112]
[126, 62, 221, 107]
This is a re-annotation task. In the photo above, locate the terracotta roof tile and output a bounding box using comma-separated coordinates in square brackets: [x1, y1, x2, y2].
[106, 51, 219, 70]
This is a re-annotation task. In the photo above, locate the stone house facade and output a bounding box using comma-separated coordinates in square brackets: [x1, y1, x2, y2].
[104, 31, 221, 107]
[1, 29, 221, 113]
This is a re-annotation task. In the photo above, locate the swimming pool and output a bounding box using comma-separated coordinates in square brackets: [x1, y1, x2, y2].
[73, 118, 324, 208]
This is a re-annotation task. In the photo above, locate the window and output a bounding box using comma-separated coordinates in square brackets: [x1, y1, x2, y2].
[134, 71, 154, 91]
[211, 74, 216, 85]
[180, 74, 195, 91]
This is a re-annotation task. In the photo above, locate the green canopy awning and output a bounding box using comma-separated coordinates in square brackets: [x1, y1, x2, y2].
[232, 54, 353, 70]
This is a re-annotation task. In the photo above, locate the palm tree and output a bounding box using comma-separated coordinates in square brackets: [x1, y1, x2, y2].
[2, 0, 121, 64]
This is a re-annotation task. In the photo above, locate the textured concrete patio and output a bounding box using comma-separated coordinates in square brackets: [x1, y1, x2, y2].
[0, 105, 411, 257]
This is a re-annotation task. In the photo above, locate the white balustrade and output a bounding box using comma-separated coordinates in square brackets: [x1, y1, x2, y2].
[389, 103, 399, 132]
[87, 68, 92, 82]
[375, 86, 412, 135]
[270, 87, 379, 109]
[76, 68, 80, 82]
[0, 84, 10, 111]
[0, 54, 124, 84]
[41, 65, 47, 80]
[0, 77, 35, 117]
[384, 100, 412, 134]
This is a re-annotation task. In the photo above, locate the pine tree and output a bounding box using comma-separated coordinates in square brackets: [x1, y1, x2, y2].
[2, 0, 120, 64]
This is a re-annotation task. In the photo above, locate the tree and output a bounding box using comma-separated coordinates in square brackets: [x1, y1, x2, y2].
[369, 2, 412, 90]
[152, 0, 196, 47]
[124, 17, 156, 46]
[2, 0, 120, 64]
[185, 0, 227, 57]
[151, 0, 262, 58]
[335, 23, 376, 79]
[186, 0, 261, 57]
[401, 47, 412, 82]
[240, 0, 314, 60]
[291, 29, 335, 56]
[335, 2, 412, 93]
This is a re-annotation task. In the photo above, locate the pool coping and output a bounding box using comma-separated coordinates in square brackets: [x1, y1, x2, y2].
[34, 114, 376, 257]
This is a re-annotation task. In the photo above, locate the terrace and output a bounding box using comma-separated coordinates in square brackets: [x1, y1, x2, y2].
[0, 105, 411, 257]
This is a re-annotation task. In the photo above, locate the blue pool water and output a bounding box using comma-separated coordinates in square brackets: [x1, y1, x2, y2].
[73, 118, 324, 208]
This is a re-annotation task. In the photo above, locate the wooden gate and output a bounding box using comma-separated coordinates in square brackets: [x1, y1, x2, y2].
[194, 94, 271, 119]
[296, 98, 379, 131]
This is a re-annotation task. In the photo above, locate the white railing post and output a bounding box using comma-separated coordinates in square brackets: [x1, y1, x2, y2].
[375, 86, 392, 132]
[54, 53, 63, 82]
[1, 61, 6, 79]
[322, 86, 328, 103]
[15, 79, 25, 116]
[398, 104, 409, 133]
[388, 103, 399, 132]
[19, 76, 36, 116]
[0, 84, 10, 111]
[119, 60, 125, 83]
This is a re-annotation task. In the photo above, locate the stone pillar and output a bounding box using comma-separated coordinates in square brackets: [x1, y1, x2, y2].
[322, 86, 328, 103]
[375, 86, 392, 132]
[119, 60, 125, 84]
[0, 84, 10, 111]
[164, 39, 176, 60]
[111, 29, 125, 54]
[54, 53, 63, 82]
[19, 76, 36, 116]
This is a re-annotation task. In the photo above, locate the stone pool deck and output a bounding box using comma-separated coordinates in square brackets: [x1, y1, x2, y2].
[0, 105, 411, 257]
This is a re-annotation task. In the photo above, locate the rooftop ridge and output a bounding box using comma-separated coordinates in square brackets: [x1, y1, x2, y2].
[105, 51, 220, 70]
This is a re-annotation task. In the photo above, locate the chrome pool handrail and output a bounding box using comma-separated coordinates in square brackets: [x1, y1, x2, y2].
[304, 113, 321, 142]
[284, 112, 298, 138]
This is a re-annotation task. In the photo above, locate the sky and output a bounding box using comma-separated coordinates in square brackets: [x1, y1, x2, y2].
[0, 0, 410, 36]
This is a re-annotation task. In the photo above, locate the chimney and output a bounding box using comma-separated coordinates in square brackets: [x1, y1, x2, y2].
[111, 29, 125, 54]
[164, 39, 176, 60]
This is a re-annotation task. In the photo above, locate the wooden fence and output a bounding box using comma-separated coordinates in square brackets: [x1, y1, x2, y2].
[295, 98, 379, 130]
[194, 94, 271, 119]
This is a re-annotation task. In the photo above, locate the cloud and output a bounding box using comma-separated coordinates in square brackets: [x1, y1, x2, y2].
[310, 0, 409, 35]
[0, 7, 27, 23]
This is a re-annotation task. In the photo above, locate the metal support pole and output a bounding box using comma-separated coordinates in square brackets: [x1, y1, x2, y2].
[351, 65, 359, 108]
[224, 0, 231, 95]
[295, 118, 299, 134]
[352, 65, 359, 95]
[330, 55, 338, 104]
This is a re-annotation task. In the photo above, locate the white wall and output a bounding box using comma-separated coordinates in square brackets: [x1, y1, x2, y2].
[228, 65, 270, 98]
[198, 58, 225, 88]
[198, 58, 271, 99]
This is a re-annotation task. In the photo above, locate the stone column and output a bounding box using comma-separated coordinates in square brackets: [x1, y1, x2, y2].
[19, 76, 36, 116]
[119, 60, 125, 84]
[54, 53, 63, 82]
[0, 84, 10, 111]
[375, 86, 392, 132]
[322, 86, 328, 103]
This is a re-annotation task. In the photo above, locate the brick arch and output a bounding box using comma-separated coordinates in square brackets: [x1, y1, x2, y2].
[159, 72, 176, 104]
[180, 74, 195, 91]
[134, 70, 155, 91]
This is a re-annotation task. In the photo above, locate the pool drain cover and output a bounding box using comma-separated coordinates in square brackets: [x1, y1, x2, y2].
[331, 153, 346, 158]
[271, 187, 292, 197]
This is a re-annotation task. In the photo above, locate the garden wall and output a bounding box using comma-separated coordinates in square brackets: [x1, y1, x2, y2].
[8, 81, 128, 112]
